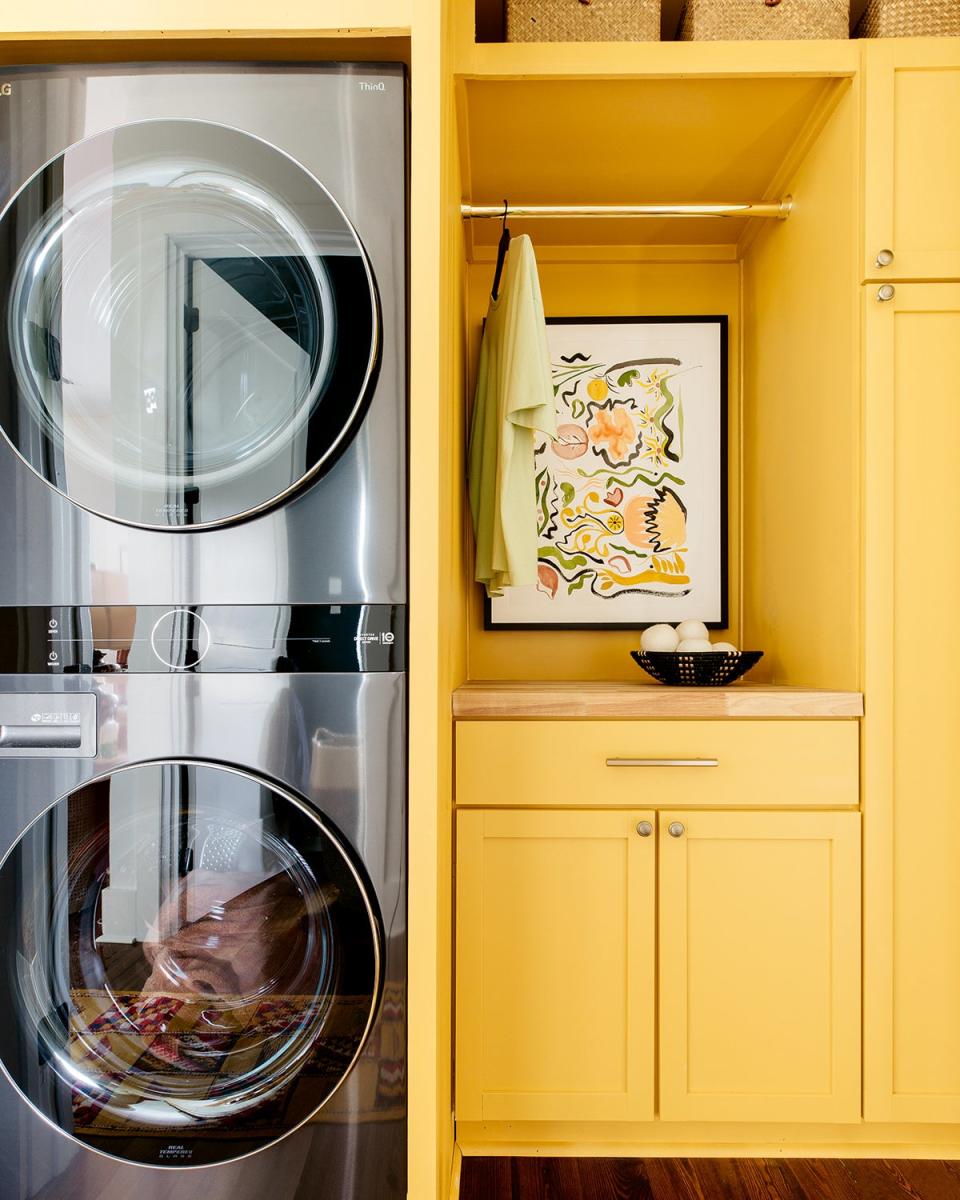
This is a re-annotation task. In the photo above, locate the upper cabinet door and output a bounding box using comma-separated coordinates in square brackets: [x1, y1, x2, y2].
[863, 284, 960, 1122]
[864, 41, 960, 281]
[455, 808, 656, 1124]
[659, 810, 861, 1124]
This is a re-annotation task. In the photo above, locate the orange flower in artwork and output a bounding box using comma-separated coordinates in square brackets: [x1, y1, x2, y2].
[587, 406, 636, 463]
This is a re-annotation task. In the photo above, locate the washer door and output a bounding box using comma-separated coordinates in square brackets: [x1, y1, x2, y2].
[0, 120, 379, 529]
[0, 761, 382, 1167]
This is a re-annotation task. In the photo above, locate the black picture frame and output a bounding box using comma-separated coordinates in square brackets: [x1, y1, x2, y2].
[483, 314, 729, 632]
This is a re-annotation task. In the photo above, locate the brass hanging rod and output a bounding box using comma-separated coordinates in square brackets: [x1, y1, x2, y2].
[461, 198, 793, 220]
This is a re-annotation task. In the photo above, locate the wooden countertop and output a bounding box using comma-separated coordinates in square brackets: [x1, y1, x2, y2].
[452, 681, 864, 719]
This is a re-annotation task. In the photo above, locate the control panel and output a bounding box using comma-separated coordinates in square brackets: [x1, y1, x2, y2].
[0, 606, 405, 674]
[0, 693, 97, 757]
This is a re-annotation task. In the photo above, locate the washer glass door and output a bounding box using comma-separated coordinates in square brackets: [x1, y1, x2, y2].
[0, 120, 379, 529]
[0, 761, 382, 1167]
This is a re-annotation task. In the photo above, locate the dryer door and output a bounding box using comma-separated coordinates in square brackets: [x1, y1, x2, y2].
[0, 760, 382, 1167]
[0, 119, 379, 529]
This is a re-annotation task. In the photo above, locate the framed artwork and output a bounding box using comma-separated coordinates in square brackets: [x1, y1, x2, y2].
[485, 315, 728, 630]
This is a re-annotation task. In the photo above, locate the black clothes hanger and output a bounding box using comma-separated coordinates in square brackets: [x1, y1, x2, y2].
[491, 199, 511, 301]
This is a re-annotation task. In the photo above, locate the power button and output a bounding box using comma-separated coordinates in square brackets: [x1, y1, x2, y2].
[149, 609, 211, 670]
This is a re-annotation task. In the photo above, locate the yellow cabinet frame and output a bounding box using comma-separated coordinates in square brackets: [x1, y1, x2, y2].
[864, 283, 960, 1122]
[659, 810, 861, 1123]
[863, 41, 960, 282]
[455, 808, 656, 1123]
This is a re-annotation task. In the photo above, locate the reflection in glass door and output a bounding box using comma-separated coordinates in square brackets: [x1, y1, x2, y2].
[0, 762, 382, 1167]
[0, 120, 378, 529]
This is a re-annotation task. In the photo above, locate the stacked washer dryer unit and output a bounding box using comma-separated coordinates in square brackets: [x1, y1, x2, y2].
[0, 64, 407, 1200]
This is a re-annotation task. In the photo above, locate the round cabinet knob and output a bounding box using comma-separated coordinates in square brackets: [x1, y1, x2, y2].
[877, 284, 896, 302]
[636, 820, 653, 838]
[668, 821, 685, 838]
[875, 248, 894, 268]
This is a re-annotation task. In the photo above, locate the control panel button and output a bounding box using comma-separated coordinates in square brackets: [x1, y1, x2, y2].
[149, 609, 211, 670]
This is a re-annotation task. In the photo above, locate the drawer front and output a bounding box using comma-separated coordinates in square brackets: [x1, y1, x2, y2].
[456, 720, 858, 809]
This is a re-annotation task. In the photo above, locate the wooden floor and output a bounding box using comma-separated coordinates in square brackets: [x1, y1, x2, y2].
[460, 1157, 960, 1200]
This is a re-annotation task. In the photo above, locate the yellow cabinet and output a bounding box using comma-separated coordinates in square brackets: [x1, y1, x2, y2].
[659, 810, 861, 1123]
[455, 808, 656, 1122]
[863, 42, 960, 281]
[456, 805, 861, 1128]
[864, 283, 960, 1121]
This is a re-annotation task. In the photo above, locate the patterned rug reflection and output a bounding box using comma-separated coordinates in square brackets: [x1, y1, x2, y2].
[68, 988, 376, 1138]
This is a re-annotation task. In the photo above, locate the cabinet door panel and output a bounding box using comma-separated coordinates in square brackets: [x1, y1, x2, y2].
[864, 42, 960, 280]
[864, 284, 960, 1121]
[455, 809, 655, 1122]
[659, 810, 860, 1123]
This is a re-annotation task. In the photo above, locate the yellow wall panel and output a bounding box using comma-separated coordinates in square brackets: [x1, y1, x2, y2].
[407, 2, 464, 1197]
[742, 83, 859, 690]
[0, 1, 410, 34]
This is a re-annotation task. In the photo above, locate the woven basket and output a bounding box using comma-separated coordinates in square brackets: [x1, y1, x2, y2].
[679, 0, 849, 39]
[856, 0, 960, 36]
[506, 0, 661, 42]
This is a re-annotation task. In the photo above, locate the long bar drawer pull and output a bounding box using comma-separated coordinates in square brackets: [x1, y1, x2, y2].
[605, 757, 719, 768]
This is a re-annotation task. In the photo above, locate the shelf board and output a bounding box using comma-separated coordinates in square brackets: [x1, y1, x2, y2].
[457, 65, 852, 248]
[456, 38, 860, 80]
[453, 681, 864, 719]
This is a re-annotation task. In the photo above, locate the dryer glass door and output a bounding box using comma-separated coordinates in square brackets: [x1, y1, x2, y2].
[0, 120, 379, 529]
[0, 761, 382, 1167]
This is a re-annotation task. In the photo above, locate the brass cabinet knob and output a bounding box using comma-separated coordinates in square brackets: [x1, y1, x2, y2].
[636, 820, 653, 838]
[877, 284, 896, 302]
[668, 821, 685, 838]
[875, 248, 894, 268]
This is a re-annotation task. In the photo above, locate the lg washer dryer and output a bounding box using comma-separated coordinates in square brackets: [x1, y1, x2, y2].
[0, 62, 406, 606]
[0, 602, 405, 1199]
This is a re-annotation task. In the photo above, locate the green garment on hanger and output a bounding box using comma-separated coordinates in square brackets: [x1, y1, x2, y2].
[468, 234, 556, 598]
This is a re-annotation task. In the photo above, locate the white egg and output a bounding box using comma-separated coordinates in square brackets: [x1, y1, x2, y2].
[712, 641, 738, 653]
[677, 638, 713, 653]
[640, 623, 680, 652]
[675, 619, 709, 642]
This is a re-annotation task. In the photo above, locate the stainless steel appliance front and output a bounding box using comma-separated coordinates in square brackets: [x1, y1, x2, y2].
[0, 665, 406, 1199]
[0, 63, 406, 605]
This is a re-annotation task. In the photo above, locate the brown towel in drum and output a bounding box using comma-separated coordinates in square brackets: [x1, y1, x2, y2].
[141, 870, 337, 1003]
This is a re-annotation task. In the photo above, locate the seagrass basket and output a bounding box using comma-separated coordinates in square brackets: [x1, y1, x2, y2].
[679, 0, 849, 39]
[506, 0, 661, 42]
[856, 0, 960, 36]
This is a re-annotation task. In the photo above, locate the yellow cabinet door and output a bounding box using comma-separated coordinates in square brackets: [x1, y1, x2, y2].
[455, 808, 655, 1123]
[863, 41, 960, 281]
[864, 284, 960, 1122]
[659, 810, 861, 1123]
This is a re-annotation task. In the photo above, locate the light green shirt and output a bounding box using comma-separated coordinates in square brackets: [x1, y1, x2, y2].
[468, 235, 556, 597]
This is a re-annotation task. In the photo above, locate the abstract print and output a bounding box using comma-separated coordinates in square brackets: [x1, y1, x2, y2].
[488, 318, 726, 628]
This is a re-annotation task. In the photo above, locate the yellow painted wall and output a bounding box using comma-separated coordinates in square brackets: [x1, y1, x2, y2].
[0, 0, 409, 34]
[465, 254, 741, 681]
[408, 4, 466, 1199]
[741, 83, 860, 691]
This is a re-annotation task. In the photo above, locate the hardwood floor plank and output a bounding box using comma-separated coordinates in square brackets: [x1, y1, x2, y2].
[460, 1157, 960, 1200]
[786, 1158, 865, 1200]
[734, 1157, 811, 1200]
[840, 1159, 947, 1200]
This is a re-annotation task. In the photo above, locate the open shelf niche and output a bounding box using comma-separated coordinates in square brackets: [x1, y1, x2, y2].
[455, 61, 862, 691]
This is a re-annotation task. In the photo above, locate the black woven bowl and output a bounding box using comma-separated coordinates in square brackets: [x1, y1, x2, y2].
[630, 649, 764, 686]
